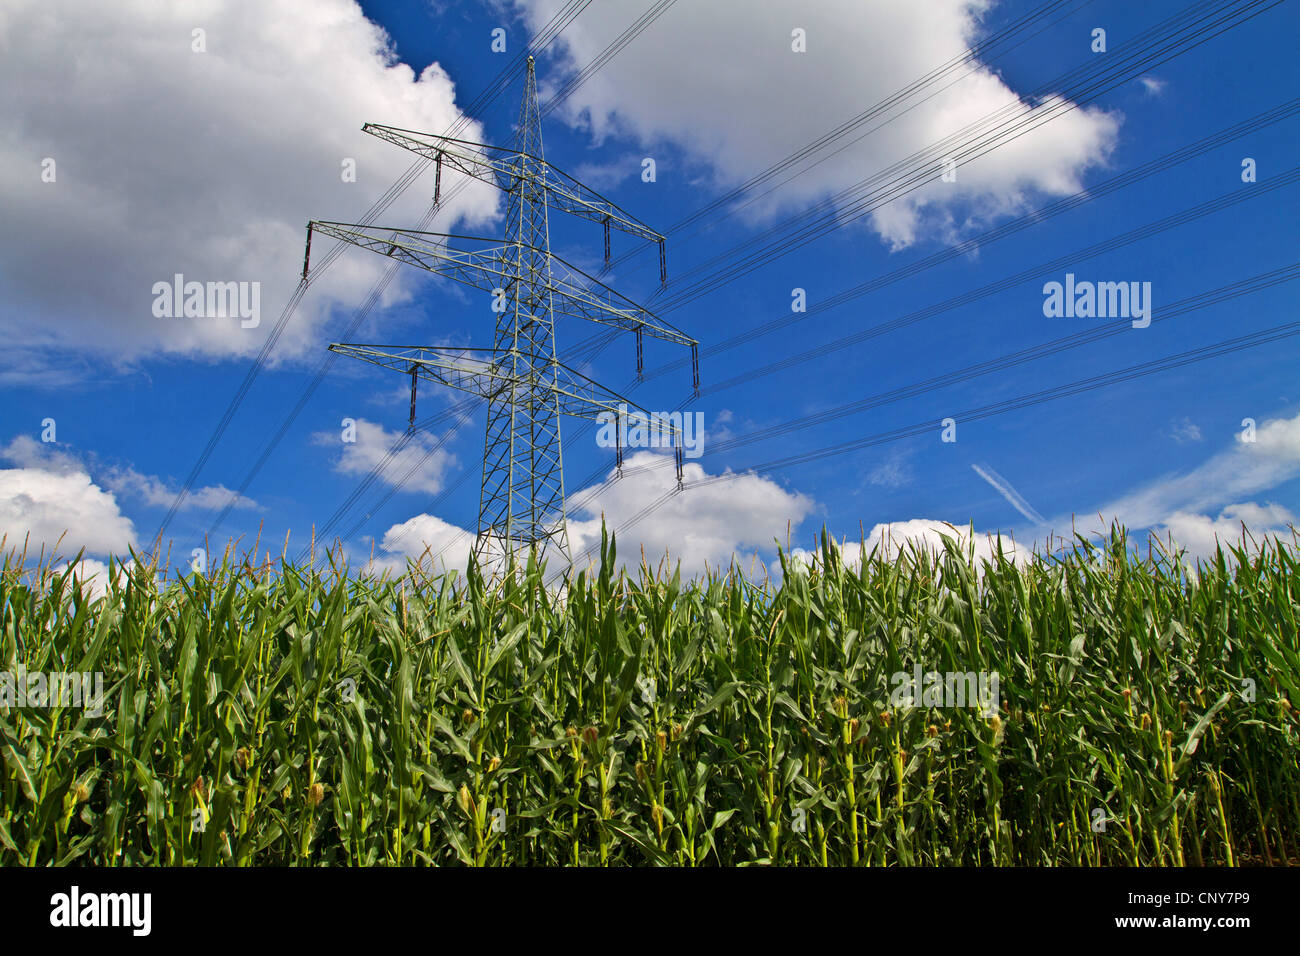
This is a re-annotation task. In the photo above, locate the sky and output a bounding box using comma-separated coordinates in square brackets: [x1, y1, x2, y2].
[2, 0, 1298, 583]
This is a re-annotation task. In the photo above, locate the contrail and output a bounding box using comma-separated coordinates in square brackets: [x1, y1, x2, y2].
[971, 463, 1046, 526]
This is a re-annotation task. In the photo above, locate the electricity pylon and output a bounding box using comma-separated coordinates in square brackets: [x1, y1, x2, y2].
[304, 57, 698, 575]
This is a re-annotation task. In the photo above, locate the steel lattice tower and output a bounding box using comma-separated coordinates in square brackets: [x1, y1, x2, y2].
[304, 58, 698, 574]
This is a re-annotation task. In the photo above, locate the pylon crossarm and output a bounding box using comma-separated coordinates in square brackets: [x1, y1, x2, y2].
[531, 157, 662, 244]
[362, 125, 664, 245]
[544, 255, 693, 346]
[309, 221, 506, 292]
[329, 343, 684, 439]
[362, 126, 518, 194]
[309, 221, 696, 348]
[328, 344, 512, 404]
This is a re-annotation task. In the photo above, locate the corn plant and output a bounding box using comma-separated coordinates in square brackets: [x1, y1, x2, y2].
[1, 523, 1296, 866]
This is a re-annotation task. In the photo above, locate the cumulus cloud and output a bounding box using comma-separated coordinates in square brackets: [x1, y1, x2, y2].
[53, 557, 126, 600]
[0, 432, 276, 562]
[0, 435, 84, 475]
[514, 0, 1119, 249]
[1, 435, 254, 513]
[368, 450, 815, 578]
[368, 512, 474, 576]
[784, 518, 1023, 577]
[101, 464, 257, 512]
[311, 417, 460, 495]
[0, 468, 136, 558]
[1156, 502, 1297, 559]
[0, 0, 499, 378]
[566, 452, 816, 576]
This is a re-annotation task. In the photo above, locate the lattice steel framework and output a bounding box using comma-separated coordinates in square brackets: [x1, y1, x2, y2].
[304, 57, 698, 573]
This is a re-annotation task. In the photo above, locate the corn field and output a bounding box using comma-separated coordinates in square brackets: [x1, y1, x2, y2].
[1, 525, 1297, 866]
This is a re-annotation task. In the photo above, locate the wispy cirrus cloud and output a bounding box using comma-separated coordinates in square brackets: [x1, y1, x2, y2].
[1168, 417, 1204, 444]
[865, 448, 914, 490]
[1138, 75, 1167, 97]
[1034, 412, 1300, 557]
[1088, 413, 1300, 530]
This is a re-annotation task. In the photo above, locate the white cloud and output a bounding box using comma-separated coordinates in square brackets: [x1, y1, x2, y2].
[1156, 502, 1297, 559]
[311, 417, 459, 494]
[369, 450, 814, 578]
[370, 512, 473, 575]
[53, 557, 125, 600]
[515, 0, 1119, 249]
[0, 0, 500, 377]
[1, 435, 255, 513]
[1168, 417, 1204, 444]
[0, 435, 83, 475]
[101, 464, 257, 512]
[865, 448, 914, 490]
[1077, 412, 1300, 533]
[567, 452, 815, 576]
[785, 518, 1023, 576]
[0, 468, 136, 559]
[1138, 76, 1167, 97]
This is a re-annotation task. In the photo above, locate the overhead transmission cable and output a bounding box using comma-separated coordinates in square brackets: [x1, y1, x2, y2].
[554, 307, 1300, 582]
[334, 0, 1288, 564]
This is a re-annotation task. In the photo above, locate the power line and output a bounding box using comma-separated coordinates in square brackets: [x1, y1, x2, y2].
[689, 166, 1300, 398]
[335, 406, 475, 550]
[567, 0, 1282, 364]
[541, 0, 681, 115]
[597, 0, 1097, 277]
[330, 0, 1289, 566]
[205, 204, 441, 538]
[301, 397, 480, 558]
[672, 100, 1300, 370]
[648, 0, 1283, 312]
[654, 263, 1300, 466]
[559, 154, 1299, 514]
[414, 138, 1300, 570]
[557, 310, 1300, 580]
[573, 96, 1300, 371]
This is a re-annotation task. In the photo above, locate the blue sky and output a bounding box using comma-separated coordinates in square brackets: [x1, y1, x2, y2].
[2, 0, 1298, 580]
